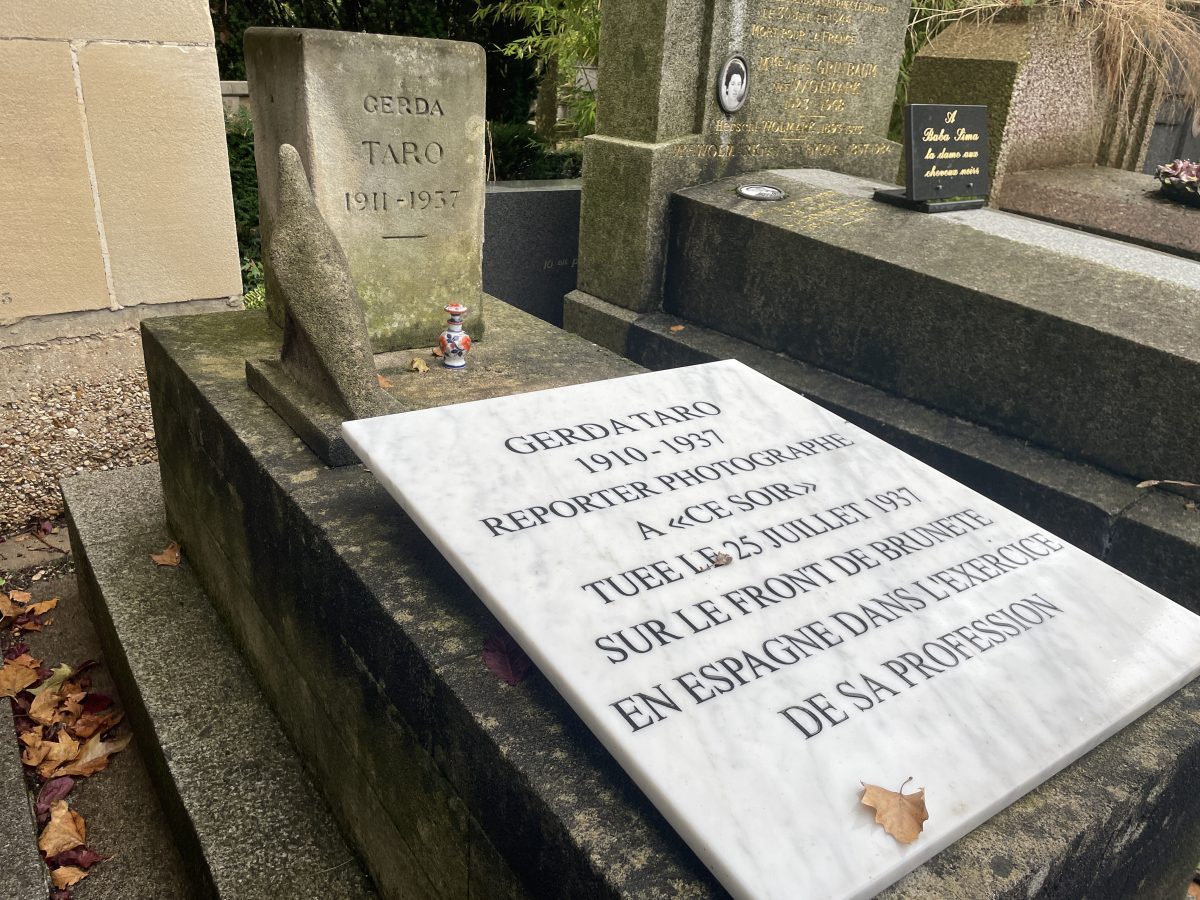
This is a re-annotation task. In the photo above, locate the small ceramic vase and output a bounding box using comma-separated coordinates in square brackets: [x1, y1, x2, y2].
[439, 303, 472, 368]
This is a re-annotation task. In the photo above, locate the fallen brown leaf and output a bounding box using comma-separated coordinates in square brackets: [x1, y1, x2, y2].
[410, 357, 429, 373]
[431, 346, 445, 358]
[20, 731, 50, 768]
[54, 731, 132, 778]
[71, 709, 124, 740]
[0, 593, 22, 619]
[0, 660, 39, 698]
[29, 686, 63, 726]
[377, 373, 394, 389]
[51, 866, 88, 889]
[36, 733, 81, 780]
[1137, 479, 1200, 491]
[861, 778, 928, 844]
[26, 598, 58, 616]
[38, 800, 86, 856]
[151, 541, 181, 567]
[9, 590, 31, 603]
[669, 324, 686, 332]
[712, 552, 733, 567]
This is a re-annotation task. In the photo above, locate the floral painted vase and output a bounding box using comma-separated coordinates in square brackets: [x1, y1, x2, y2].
[439, 303, 472, 368]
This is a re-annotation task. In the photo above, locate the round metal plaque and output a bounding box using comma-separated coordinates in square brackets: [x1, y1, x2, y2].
[736, 184, 786, 201]
[717, 55, 749, 114]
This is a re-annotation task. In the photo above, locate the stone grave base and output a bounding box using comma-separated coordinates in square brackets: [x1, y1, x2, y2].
[998, 165, 1200, 262]
[124, 299, 1200, 898]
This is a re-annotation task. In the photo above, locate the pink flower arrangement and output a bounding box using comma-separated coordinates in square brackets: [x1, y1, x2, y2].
[1156, 159, 1200, 206]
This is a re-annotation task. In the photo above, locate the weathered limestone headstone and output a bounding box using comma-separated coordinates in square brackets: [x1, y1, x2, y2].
[577, 0, 910, 313]
[245, 28, 486, 351]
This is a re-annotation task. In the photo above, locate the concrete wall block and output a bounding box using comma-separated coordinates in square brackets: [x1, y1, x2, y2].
[0, 0, 214, 44]
[78, 42, 242, 307]
[0, 40, 111, 323]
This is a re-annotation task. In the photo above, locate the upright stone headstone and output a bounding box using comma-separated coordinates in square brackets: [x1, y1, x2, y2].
[245, 28, 486, 351]
[577, 0, 910, 314]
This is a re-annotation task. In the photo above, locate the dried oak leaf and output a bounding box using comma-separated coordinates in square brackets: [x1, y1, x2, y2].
[27, 598, 58, 616]
[71, 709, 124, 740]
[54, 731, 132, 778]
[0, 592, 24, 619]
[36, 733, 81, 780]
[39, 800, 86, 856]
[482, 630, 533, 686]
[50, 866, 88, 889]
[410, 357, 429, 373]
[151, 541, 181, 567]
[377, 373, 394, 389]
[20, 731, 51, 768]
[0, 660, 40, 698]
[29, 685, 64, 726]
[860, 777, 929, 845]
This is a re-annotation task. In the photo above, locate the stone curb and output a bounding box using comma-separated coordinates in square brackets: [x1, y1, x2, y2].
[62, 463, 377, 899]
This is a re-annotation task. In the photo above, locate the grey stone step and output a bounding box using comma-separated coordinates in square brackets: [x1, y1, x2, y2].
[0, 713, 48, 900]
[62, 463, 377, 899]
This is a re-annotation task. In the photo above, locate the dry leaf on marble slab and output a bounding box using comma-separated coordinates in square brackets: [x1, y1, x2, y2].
[860, 777, 929, 844]
[712, 552, 733, 567]
[150, 541, 181, 567]
[50, 866, 89, 889]
[377, 373, 394, 389]
[38, 800, 86, 856]
[410, 357, 430, 373]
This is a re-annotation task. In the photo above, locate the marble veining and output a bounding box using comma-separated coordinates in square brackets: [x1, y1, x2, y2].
[343, 359, 1200, 899]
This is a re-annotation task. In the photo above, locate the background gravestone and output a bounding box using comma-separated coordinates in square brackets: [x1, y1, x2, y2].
[246, 28, 486, 351]
[575, 0, 910, 314]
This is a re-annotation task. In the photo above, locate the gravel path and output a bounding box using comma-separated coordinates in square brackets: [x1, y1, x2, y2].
[0, 331, 155, 534]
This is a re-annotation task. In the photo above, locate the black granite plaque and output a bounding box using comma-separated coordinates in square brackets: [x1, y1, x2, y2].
[875, 104, 989, 213]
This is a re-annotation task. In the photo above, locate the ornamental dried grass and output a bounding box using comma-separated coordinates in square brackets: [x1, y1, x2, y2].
[910, 0, 1200, 112]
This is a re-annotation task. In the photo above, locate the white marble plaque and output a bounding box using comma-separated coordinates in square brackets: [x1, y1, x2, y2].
[343, 360, 1200, 900]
